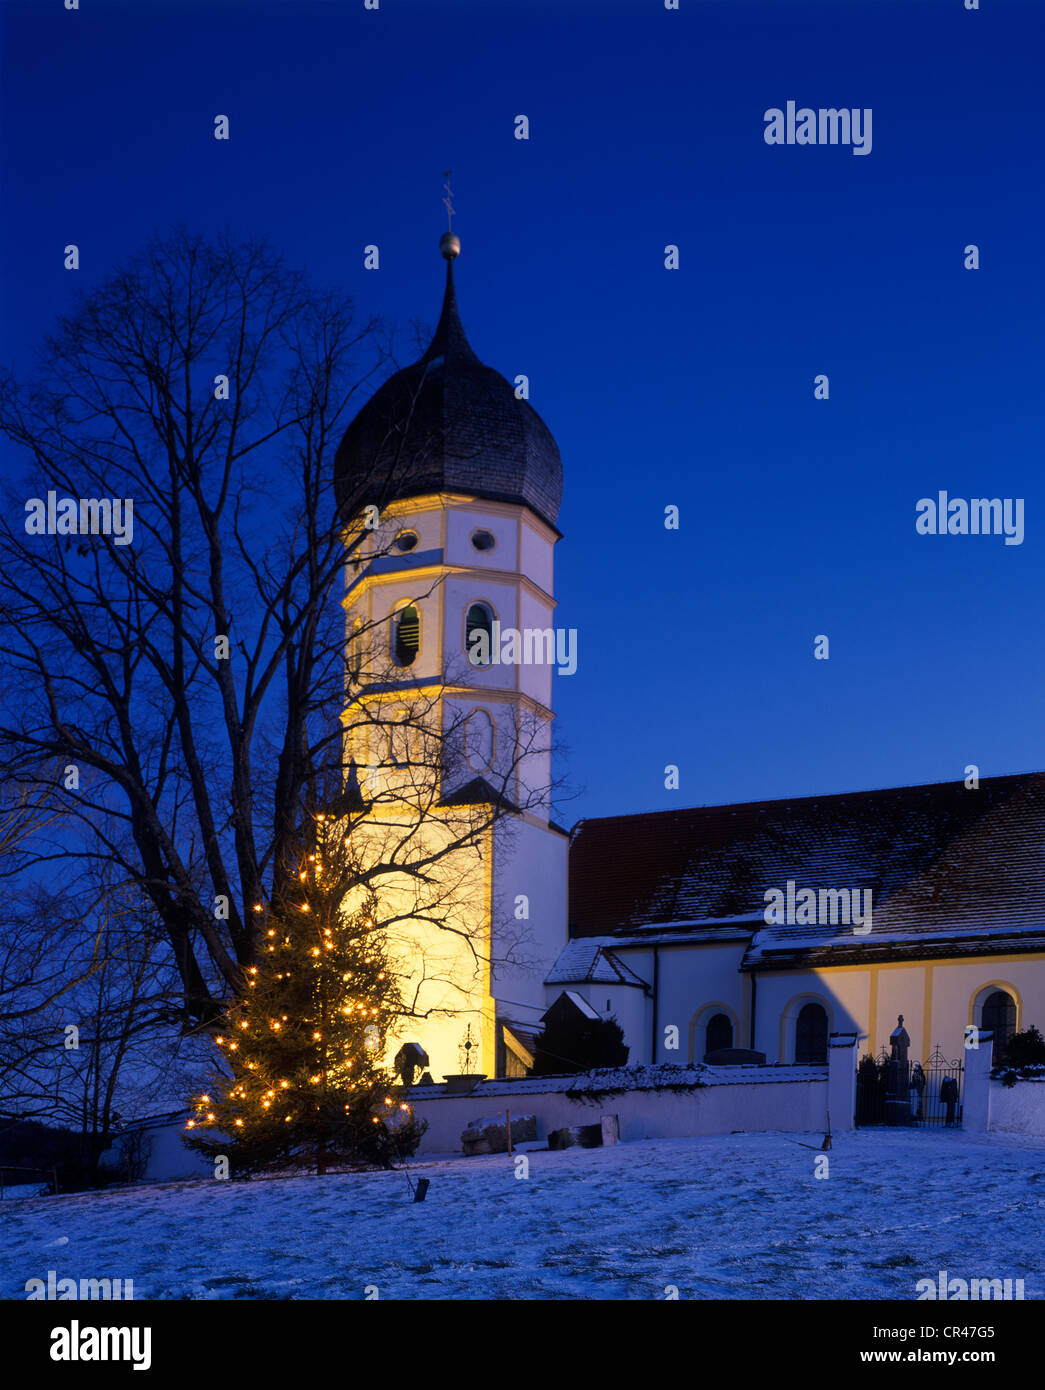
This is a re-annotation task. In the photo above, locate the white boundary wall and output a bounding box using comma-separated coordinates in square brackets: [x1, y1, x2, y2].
[986, 1079, 1045, 1137]
[106, 1043, 862, 1178]
[407, 1061, 837, 1154]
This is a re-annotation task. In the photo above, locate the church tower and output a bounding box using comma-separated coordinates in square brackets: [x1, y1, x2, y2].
[333, 231, 568, 1081]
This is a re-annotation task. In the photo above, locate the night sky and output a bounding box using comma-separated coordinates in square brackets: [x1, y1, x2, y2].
[2, 0, 1042, 825]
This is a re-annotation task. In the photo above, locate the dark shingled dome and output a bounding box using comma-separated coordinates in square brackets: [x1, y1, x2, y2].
[335, 261, 562, 529]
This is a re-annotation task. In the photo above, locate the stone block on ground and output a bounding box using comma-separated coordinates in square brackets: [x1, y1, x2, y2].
[547, 1122, 604, 1151]
[460, 1113, 537, 1156]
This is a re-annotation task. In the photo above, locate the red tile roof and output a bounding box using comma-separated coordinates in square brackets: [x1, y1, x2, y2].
[568, 772, 1045, 967]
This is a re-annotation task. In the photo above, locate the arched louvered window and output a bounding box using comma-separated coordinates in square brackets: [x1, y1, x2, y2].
[795, 1002, 828, 1065]
[466, 603, 493, 668]
[392, 604, 419, 668]
[705, 1013, 733, 1057]
[981, 990, 1017, 1064]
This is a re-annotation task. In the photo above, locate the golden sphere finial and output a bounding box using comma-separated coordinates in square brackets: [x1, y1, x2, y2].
[440, 232, 460, 260]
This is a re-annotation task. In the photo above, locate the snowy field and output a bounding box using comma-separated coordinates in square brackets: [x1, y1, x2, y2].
[2, 1129, 1043, 1300]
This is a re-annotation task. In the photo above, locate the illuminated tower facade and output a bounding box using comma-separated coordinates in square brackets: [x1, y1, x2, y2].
[333, 233, 568, 1080]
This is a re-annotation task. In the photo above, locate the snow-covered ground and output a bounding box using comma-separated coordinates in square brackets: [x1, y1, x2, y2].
[2, 1129, 1043, 1300]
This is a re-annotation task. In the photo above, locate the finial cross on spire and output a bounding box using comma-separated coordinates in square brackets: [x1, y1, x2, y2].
[442, 170, 455, 233]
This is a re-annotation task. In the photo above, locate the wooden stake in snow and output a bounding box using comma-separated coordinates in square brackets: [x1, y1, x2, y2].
[506, 1109, 513, 1156]
[821, 1111, 832, 1151]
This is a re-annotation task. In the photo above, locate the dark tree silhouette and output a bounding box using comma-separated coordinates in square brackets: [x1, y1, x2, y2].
[0, 228, 562, 1052]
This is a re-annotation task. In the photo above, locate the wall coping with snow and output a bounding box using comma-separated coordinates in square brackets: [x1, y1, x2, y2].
[406, 1062, 827, 1104]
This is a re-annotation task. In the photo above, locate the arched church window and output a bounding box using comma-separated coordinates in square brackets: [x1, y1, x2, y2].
[392, 604, 420, 668]
[795, 1002, 828, 1065]
[705, 1013, 732, 1057]
[981, 990, 1017, 1064]
[466, 603, 493, 668]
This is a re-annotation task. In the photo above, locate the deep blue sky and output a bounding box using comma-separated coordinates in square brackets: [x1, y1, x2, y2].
[2, 0, 1043, 825]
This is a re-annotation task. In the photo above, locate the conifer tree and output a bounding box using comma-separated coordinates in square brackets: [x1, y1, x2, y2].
[185, 816, 425, 1175]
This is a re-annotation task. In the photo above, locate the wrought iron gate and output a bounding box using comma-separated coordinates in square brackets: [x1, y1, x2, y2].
[855, 1045, 964, 1128]
[916, 1046, 964, 1128]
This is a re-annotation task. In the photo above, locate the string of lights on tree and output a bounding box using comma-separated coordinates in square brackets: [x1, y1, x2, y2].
[185, 812, 426, 1175]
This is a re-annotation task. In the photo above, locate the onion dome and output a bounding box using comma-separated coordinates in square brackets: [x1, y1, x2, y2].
[334, 240, 562, 529]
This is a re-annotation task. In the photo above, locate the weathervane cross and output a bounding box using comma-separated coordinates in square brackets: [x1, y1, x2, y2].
[442, 170, 455, 232]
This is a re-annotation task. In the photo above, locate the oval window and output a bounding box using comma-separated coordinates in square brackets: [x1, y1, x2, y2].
[471, 529, 496, 552]
[394, 531, 419, 553]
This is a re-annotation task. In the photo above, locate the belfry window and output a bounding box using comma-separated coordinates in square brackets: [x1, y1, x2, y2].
[393, 604, 420, 668]
[466, 603, 493, 668]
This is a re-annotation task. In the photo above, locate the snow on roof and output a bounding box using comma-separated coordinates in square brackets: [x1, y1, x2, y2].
[568, 771, 1045, 966]
[561, 989, 600, 1019]
[545, 940, 650, 988]
[405, 1062, 825, 1101]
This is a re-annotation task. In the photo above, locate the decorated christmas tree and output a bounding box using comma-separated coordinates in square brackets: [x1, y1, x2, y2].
[185, 816, 425, 1175]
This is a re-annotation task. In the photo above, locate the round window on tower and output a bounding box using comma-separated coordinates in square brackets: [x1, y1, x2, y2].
[470, 529, 496, 553]
[394, 530, 419, 553]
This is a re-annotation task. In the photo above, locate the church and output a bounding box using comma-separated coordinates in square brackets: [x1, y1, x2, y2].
[333, 230, 1045, 1086]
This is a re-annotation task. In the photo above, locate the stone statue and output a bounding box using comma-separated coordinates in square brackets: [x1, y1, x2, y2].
[886, 1015, 913, 1124]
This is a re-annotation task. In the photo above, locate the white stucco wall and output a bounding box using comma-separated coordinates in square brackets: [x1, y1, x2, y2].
[988, 1079, 1045, 1137]
[407, 1066, 830, 1153]
[445, 506, 519, 574]
[928, 959, 1045, 1058]
[116, 1055, 856, 1178]
[590, 943, 750, 1065]
[748, 958, 1045, 1066]
[492, 817, 568, 1030]
[752, 970, 863, 1063]
[518, 514, 555, 598]
[557, 953, 1045, 1073]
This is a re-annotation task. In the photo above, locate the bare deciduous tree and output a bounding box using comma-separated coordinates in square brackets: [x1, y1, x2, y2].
[0, 227, 565, 1048]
